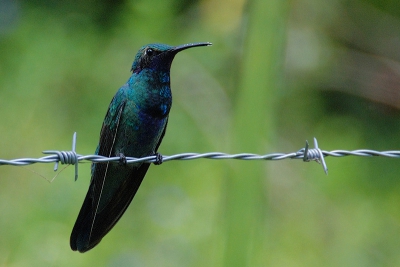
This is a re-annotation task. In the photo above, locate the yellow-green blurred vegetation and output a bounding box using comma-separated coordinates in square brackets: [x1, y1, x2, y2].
[1, 0, 400, 266]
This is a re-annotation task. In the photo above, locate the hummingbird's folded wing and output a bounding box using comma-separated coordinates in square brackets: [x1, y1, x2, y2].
[71, 91, 131, 252]
[71, 90, 169, 252]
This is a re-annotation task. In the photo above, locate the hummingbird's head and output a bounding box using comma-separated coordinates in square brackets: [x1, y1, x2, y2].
[131, 42, 211, 74]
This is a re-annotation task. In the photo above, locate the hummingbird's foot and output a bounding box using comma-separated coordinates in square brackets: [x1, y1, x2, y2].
[118, 153, 127, 165]
[153, 153, 163, 165]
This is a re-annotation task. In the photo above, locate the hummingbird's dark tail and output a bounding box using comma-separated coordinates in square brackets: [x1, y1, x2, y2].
[70, 163, 150, 253]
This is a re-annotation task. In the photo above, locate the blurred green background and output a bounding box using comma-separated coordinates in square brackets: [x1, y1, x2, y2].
[1, 0, 400, 266]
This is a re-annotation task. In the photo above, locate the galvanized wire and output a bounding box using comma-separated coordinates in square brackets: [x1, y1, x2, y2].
[0, 132, 399, 179]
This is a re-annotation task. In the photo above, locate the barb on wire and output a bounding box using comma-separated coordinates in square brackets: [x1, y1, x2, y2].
[300, 138, 328, 174]
[2, 132, 400, 179]
[43, 132, 78, 181]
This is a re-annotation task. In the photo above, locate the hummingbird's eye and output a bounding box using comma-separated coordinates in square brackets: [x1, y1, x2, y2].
[145, 48, 154, 56]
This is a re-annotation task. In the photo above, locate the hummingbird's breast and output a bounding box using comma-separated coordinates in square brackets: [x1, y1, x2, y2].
[113, 74, 172, 158]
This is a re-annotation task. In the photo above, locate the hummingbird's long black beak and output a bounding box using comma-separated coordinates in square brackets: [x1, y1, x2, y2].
[172, 42, 212, 53]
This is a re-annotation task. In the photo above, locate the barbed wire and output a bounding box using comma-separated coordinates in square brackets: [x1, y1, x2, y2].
[1, 132, 399, 180]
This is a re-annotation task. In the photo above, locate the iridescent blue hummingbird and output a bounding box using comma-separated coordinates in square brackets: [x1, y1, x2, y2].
[70, 42, 211, 252]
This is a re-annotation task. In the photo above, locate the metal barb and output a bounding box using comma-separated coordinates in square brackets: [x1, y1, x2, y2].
[303, 140, 310, 161]
[300, 138, 328, 174]
[42, 132, 79, 181]
[72, 132, 78, 181]
[314, 138, 328, 174]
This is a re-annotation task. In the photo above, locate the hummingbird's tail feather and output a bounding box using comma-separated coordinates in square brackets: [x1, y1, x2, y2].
[70, 163, 150, 252]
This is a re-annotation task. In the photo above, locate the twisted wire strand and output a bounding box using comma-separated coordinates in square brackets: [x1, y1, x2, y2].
[1, 133, 399, 179]
[2, 150, 399, 165]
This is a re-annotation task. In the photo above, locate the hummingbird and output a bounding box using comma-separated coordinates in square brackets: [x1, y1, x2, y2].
[70, 42, 211, 252]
